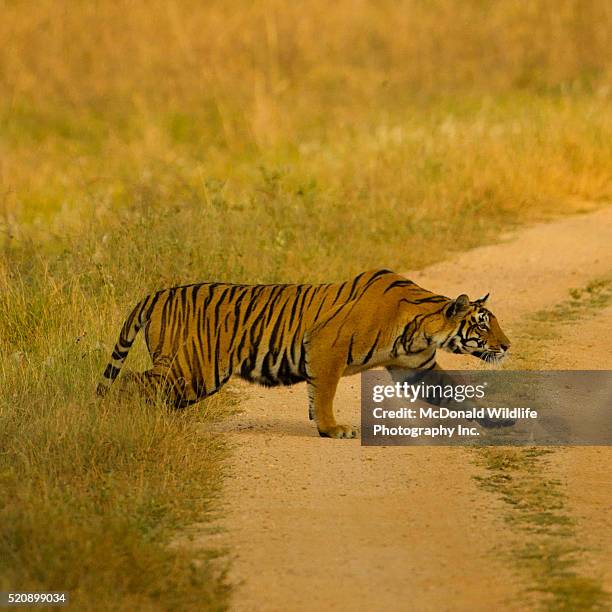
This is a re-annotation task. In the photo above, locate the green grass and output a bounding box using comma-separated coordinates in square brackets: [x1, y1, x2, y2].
[511, 276, 612, 369]
[531, 278, 612, 324]
[475, 448, 609, 611]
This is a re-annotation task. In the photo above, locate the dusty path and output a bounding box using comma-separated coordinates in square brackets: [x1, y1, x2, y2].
[210, 207, 612, 611]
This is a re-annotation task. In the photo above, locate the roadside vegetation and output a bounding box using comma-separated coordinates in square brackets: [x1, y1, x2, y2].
[1, 1, 611, 608]
[514, 277, 612, 368]
[476, 447, 609, 612]
[473, 279, 612, 611]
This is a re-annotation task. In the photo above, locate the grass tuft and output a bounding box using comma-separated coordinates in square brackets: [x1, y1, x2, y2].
[532, 278, 612, 324]
[475, 448, 610, 611]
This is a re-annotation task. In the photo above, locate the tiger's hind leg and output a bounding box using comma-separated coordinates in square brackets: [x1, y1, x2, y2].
[111, 368, 175, 405]
[112, 366, 206, 409]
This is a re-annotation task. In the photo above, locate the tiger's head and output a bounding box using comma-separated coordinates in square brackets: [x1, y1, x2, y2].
[441, 294, 510, 364]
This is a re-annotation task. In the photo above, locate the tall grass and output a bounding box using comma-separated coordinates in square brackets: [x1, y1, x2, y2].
[1, 0, 611, 609]
[0, 251, 231, 610]
[1, 0, 611, 230]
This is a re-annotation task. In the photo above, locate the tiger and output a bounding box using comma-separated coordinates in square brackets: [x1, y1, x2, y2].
[97, 269, 511, 438]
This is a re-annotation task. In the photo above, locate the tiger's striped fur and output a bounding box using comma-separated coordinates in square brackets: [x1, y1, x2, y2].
[97, 269, 510, 438]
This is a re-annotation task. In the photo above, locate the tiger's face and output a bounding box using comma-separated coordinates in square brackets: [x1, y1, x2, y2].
[442, 294, 510, 364]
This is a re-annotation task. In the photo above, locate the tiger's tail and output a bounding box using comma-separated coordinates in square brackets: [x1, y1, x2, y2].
[96, 297, 151, 397]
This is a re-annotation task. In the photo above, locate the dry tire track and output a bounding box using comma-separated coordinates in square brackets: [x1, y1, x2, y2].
[207, 207, 612, 611]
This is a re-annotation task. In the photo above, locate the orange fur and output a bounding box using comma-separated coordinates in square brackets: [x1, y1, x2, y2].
[98, 269, 510, 438]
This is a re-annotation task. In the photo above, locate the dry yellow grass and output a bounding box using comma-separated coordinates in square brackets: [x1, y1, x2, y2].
[0, 1, 611, 609]
[1, 0, 611, 235]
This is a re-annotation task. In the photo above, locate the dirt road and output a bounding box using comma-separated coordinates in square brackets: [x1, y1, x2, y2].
[210, 207, 612, 611]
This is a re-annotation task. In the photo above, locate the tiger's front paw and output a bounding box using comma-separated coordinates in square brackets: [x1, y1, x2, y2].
[318, 424, 358, 439]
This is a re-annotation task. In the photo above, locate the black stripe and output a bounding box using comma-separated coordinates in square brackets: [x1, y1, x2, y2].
[397, 295, 448, 304]
[103, 364, 121, 380]
[190, 284, 202, 312]
[180, 286, 188, 311]
[331, 281, 348, 306]
[268, 295, 292, 354]
[362, 269, 393, 291]
[111, 348, 128, 360]
[155, 292, 173, 353]
[213, 331, 222, 389]
[264, 286, 287, 325]
[362, 330, 382, 364]
[213, 287, 231, 329]
[347, 335, 355, 365]
[303, 285, 319, 312]
[383, 280, 418, 293]
[260, 351, 276, 385]
[206, 312, 213, 358]
[241, 286, 265, 324]
[233, 287, 251, 322]
[347, 272, 367, 300]
[287, 286, 304, 327]
[298, 343, 309, 379]
[277, 350, 303, 385]
[190, 338, 204, 393]
[134, 297, 150, 326]
[312, 289, 330, 322]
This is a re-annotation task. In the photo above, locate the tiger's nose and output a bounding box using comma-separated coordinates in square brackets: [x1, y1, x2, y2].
[500, 343, 510, 352]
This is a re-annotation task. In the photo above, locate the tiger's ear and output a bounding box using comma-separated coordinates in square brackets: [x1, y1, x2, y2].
[473, 293, 490, 306]
[446, 294, 470, 319]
